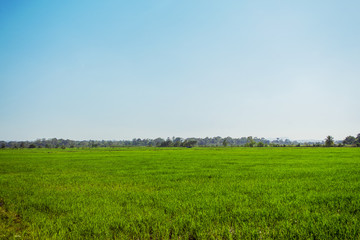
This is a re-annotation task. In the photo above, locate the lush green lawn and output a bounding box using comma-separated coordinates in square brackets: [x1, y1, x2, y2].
[0, 147, 360, 239]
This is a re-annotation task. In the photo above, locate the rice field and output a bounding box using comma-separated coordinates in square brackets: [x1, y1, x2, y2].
[0, 147, 360, 239]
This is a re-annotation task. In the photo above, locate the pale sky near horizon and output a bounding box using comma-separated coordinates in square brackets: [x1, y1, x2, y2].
[1, 0, 359, 141]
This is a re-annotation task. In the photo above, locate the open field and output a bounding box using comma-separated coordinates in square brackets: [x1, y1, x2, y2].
[0, 147, 360, 239]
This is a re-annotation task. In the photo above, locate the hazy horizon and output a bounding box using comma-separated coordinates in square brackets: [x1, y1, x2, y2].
[1, 1, 359, 141]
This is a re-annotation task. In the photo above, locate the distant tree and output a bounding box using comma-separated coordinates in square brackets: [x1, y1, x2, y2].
[324, 136, 334, 147]
[0, 143, 5, 148]
[28, 144, 36, 148]
[355, 134, 360, 147]
[189, 140, 197, 148]
[181, 140, 197, 148]
[172, 137, 182, 147]
[166, 138, 174, 147]
[246, 136, 255, 147]
[256, 142, 264, 147]
[0, 136, 318, 149]
[343, 136, 356, 145]
[154, 138, 165, 147]
[160, 138, 173, 147]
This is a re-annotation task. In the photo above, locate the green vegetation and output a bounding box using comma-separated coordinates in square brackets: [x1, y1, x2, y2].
[324, 136, 334, 147]
[1, 148, 360, 239]
[2, 133, 360, 149]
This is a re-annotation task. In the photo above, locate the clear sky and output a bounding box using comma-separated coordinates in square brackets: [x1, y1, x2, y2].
[1, 0, 359, 141]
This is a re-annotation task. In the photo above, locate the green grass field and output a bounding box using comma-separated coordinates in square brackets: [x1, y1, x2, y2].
[0, 147, 360, 239]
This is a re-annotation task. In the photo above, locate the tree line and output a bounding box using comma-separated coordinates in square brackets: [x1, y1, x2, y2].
[1, 134, 359, 149]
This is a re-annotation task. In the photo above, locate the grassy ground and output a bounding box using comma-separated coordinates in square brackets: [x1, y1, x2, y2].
[0, 147, 359, 239]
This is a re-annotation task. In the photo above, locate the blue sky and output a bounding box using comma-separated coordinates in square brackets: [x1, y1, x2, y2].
[1, 0, 359, 141]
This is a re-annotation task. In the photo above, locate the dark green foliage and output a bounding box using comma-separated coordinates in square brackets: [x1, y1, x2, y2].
[181, 140, 197, 148]
[343, 136, 356, 145]
[325, 136, 334, 147]
[3, 133, 360, 150]
[173, 141, 181, 147]
[356, 134, 360, 147]
[245, 136, 255, 147]
[0, 136, 274, 148]
[160, 138, 174, 147]
[342, 134, 360, 147]
[313, 142, 322, 147]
